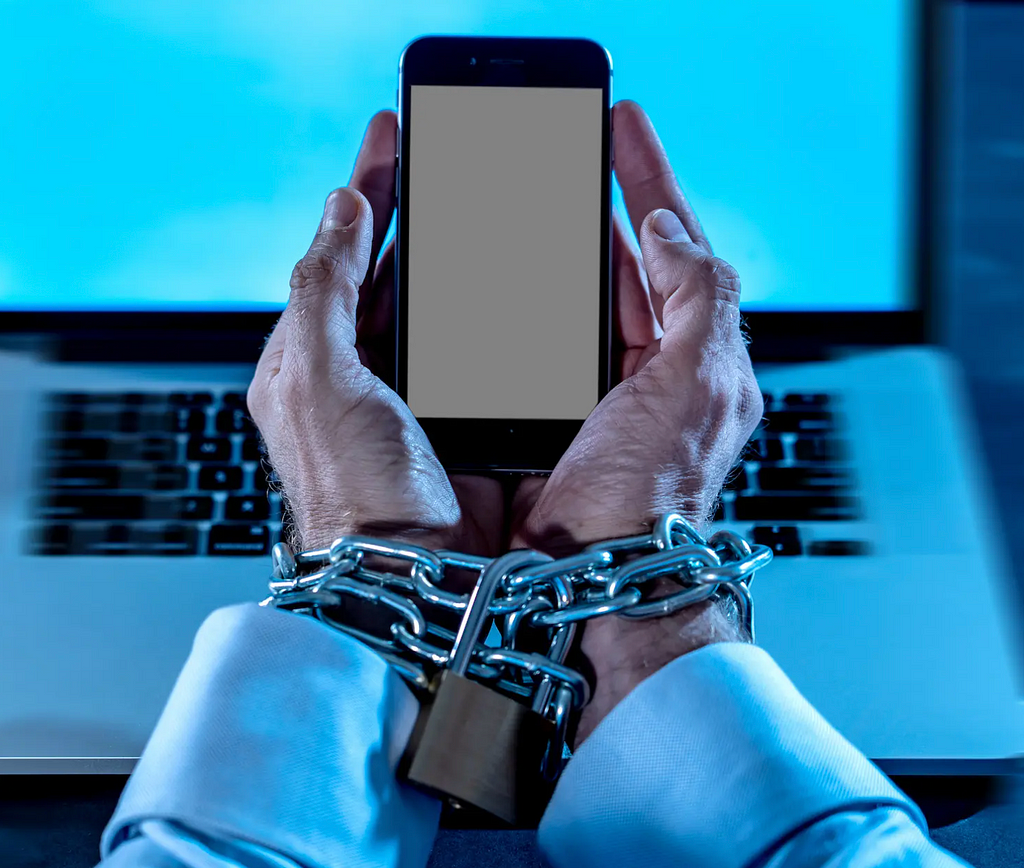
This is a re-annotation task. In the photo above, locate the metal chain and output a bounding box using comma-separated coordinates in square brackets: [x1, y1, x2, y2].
[260, 511, 772, 779]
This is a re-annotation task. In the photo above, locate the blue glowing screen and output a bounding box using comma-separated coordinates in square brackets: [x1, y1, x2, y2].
[0, 0, 915, 311]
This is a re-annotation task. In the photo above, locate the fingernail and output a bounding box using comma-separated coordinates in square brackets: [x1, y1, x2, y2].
[652, 209, 687, 241]
[322, 188, 359, 231]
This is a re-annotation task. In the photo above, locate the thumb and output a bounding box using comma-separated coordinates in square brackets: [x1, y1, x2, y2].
[639, 208, 742, 349]
[287, 186, 374, 345]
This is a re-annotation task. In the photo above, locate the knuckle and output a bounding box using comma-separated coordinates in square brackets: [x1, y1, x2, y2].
[661, 251, 742, 323]
[693, 253, 741, 295]
[290, 251, 341, 294]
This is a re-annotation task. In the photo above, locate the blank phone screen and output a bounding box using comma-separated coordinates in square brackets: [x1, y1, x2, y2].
[406, 85, 604, 420]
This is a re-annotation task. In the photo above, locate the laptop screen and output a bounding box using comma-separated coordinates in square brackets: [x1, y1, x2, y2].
[0, 1, 917, 314]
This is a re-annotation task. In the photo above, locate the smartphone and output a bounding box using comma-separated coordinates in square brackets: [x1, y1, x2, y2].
[395, 36, 613, 472]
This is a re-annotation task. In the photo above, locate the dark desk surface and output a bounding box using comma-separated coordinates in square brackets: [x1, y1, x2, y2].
[2, 774, 1022, 868]
[5, 2, 1024, 866]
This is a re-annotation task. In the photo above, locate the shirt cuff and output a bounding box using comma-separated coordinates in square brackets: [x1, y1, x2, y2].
[538, 641, 927, 868]
[100, 602, 440, 868]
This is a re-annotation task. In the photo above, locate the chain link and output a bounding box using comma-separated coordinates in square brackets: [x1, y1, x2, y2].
[260, 511, 772, 775]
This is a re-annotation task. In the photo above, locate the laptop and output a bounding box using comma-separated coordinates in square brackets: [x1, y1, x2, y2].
[1, 0, 1021, 776]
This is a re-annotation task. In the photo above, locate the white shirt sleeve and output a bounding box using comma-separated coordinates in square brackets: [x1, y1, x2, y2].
[97, 606, 973, 868]
[755, 806, 971, 868]
[538, 641, 969, 868]
[96, 602, 441, 868]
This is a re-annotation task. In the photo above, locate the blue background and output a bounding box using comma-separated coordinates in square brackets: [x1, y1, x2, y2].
[0, 0, 913, 311]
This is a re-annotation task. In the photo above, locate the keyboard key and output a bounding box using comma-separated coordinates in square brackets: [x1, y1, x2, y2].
[130, 524, 199, 555]
[807, 540, 871, 557]
[198, 466, 243, 491]
[44, 463, 187, 492]
[119, 408, 167, 432]
[734, 494, 860, 521]
[66, 393, 123, 407]
[48, 523, 197, 556]
[104, 436, 178, 462]
[117, 410, 143, 433]
[147, 495, 214, 521]
[216, 407, 256, 434]
[50, 392, 90, 405]
[747, 438, 784, 463]
[187, 436, 233, 462]
[121, 464, 190, 490]
[226, 495, 270, 521]
[242, 437, 261, 461]
[39, 494, 144, 521]
[757, 467, 851, 492]
[29, 523, 71, 555]
[121, 392, 167, 406]
[783, 392, 830, 407]
[175, 495, 214, 521]
[209, 523, 268, 556]
[46, 438, 108, 461]
[39, 493, 212, 521]
[134, 436, 179, 462]
[751, 525, 803, 556]
[50, 409, 85, 434]
[169, 391, 213, 405]
[222, 391, 248, 406]
[794, 437, 847, 463]
[82, 411, 121, 433]
[763, 410, 834, 434]
[252, 463, 272, 491]
[165, 408, 208, 433]
[44, 464, 120, 489]
[68, 523, 132, 555]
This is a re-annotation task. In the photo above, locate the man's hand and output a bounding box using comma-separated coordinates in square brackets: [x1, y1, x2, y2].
[247, 110, 502, 555]
[511, 101, 763, 745]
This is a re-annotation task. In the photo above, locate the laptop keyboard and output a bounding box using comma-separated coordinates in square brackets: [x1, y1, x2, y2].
[718, 391, 868, 556]
[26, 390, 867, 557]
[29, 391, 282, 556]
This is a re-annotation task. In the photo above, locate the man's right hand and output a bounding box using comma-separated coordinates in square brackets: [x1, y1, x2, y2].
[510, 100, 764, 745]
[246, 110, 503, 558]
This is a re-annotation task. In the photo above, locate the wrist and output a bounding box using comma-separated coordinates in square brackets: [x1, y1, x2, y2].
[512, 512, 711, 560]
[290, 515, 464, 554]
[510, 485, 719, 559]
[572, 593, 745, 747]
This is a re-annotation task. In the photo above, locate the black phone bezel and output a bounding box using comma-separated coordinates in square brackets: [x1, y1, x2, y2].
[395, 36, 614, 473]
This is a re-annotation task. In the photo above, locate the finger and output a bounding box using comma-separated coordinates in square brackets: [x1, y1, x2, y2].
[612, 100, 712, 255]
[286, 186, 373, 352]
[348, 110, 398, 322]
[355, 239, 397, 382]
[357, 237, 395, 342]
[612, 209, 660, 350]
[638, 208, 742, 351]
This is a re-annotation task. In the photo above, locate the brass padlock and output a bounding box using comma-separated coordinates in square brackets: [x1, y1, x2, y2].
[400, 550, 557, 826]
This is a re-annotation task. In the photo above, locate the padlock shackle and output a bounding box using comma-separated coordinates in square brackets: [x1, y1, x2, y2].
[448, 549, 552, 677]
